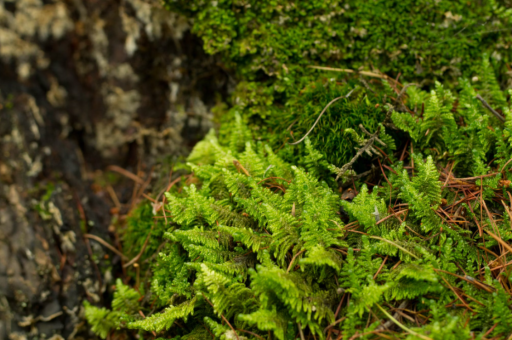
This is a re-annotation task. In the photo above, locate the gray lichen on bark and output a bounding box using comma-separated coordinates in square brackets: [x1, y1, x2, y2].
[0, 0, 229, 338]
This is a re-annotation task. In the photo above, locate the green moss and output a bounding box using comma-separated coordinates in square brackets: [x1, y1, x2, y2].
[83, 3, 512, 340]
[122, 203, 167, 261]
[85, 98, 512, 338]
[166, 0, 512, 166]
[167, 0, 512, 83]
[267, 78, 397, 165]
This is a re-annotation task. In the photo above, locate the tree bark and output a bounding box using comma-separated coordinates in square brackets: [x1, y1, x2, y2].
[0, 0, 228, 339]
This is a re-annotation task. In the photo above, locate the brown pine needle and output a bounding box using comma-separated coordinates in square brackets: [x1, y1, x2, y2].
[287, 249, 306, 273]
[124, 225, 154, 268]
[375, 303, 433, 340]
[484, 229, 512, 257]
[108, 165, 145, 184]
[84, 234, 128, 260]
[202, 293, 239, 340]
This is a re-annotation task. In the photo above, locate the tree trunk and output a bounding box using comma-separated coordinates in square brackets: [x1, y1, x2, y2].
[0, 0, 227, 339]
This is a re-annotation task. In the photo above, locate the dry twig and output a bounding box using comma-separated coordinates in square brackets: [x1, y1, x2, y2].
[289, 89, 354, 145]
[476, 94, 505, 122]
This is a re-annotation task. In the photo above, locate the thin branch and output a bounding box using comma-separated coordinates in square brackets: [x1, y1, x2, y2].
[373, 256, 389, 280]
[339, 166, 378, 189]
[484, 229, 512, 257]
[287, 249, 306, 273]
[289, 90, 354, 145]
[500, 157, 512, 173]
[257, 177, 292, 184]
[84, 234, 129, 260]
[38, 311, 63, 322]
[237, 329, 265, 340]
[202, 293, 239, 340]
[476, 94, 505, 122]
[123, 225, 154, 268]
[397, 83, 418, 102]
[106, 185, 121, 209]
[369, 236, 419, 259]
[307, 65, 388, 79]
[324, 317, 347, 337]
[375, 303, 432, 340]
[433, 268, 495, 294]
[333, 126, 384, 181]
[438, 276, 474, 312]
[395, 83, 418, 112]
[107, 165, 145, 184]
[297, 322, 306, 340]
[376, 210, 407, 225]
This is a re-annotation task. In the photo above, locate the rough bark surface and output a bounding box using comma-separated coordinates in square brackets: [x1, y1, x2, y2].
[0, 0, 228, 339]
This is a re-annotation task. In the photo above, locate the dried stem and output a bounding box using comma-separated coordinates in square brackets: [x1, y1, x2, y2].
[84, 234, 129, 260]
[297, 322, 306, 340]
[202, 293, 239, 340]
[375, 303, 432, 340]
[289, 90, 354, 145]
[123, 224, 154, 268]
[287, 249, 306, 273]
[476, 94, 505, 122]
[107, 165, 145, 184]
[333, 125, 385, 181]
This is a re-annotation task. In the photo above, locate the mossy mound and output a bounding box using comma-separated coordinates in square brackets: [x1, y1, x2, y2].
[166, 0, 512, 83]
[165, 0, 512, 167]
[82, 2, 512, 340]
[84, 68, 512, 339]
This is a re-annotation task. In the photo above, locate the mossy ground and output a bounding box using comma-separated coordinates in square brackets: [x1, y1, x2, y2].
[164, 0, 512, 167]
[83, 2, 512, 340]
